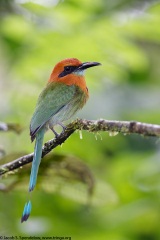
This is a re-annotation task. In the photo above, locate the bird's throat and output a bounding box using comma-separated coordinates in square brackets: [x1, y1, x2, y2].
[73, 70, 84, 76]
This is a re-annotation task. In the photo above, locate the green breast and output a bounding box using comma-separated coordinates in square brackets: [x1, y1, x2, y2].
[30, 82, 88, 140]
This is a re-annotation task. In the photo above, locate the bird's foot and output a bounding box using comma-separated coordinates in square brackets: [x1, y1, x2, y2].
[50, 123, 66, 138]
[58, 122, 66, 134]
[50, 127, 59, 138]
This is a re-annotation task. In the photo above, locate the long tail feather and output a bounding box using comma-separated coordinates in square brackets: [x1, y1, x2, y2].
[21, 200, 32, 222]
[29, 127, 45, 192]
[21, 127, 45, 223]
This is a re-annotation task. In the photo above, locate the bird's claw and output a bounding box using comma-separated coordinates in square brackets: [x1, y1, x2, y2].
[50, 127, 59, 138]
[50, 123, 66, 138]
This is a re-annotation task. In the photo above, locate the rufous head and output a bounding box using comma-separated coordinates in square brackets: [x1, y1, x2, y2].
[48, 58, 101, 93]
[49, 58, 100, 81]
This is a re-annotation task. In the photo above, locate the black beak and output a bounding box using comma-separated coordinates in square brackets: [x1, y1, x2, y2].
[77, 62, 101, 71]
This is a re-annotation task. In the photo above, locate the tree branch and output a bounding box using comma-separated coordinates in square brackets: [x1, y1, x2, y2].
[0, 122, 23, 134]
[0, 118, 160, 176]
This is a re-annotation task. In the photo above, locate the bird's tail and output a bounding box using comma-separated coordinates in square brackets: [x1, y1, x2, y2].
[21, 127, 45, 223]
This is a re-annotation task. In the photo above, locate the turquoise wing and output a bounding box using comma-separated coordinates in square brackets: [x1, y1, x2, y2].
[30, 82, 76, 141]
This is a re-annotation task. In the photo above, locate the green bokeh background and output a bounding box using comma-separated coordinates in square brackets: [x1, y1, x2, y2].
[0, 0, 160, 239]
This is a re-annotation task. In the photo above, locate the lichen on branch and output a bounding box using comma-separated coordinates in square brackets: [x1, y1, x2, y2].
[0, 118, 160, 176]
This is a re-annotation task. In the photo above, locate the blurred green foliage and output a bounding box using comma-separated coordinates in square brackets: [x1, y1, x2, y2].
[0, 0, 160, 239]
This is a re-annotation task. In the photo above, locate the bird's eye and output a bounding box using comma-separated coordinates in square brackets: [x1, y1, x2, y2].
[65, 66, 72, 72]
[59, 65, 76, 78]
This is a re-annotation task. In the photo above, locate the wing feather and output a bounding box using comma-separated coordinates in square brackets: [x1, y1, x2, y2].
[30, 82, 76, 141]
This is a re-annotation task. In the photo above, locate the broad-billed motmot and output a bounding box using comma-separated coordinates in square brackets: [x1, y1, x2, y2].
[21, 58, 101, 222]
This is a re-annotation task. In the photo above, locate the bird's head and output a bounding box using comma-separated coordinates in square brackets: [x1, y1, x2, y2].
[49, 58, 101, 83]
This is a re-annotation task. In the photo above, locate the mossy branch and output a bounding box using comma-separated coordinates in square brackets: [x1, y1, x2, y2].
[0, 122, 23, 134]
[0, 118, 160, 176]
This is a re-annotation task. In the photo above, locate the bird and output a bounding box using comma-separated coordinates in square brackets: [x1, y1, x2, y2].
[21, 58, 101, 222]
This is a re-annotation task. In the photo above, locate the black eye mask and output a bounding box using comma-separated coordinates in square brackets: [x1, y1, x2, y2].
[58, 66, 77, 78]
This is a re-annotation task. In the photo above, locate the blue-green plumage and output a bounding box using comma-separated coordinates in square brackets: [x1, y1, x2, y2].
[29, 127, 45, 191]
[30, 82, 85, 141]
[21, 58, 100, 223]
[21, 82, 87, 223]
